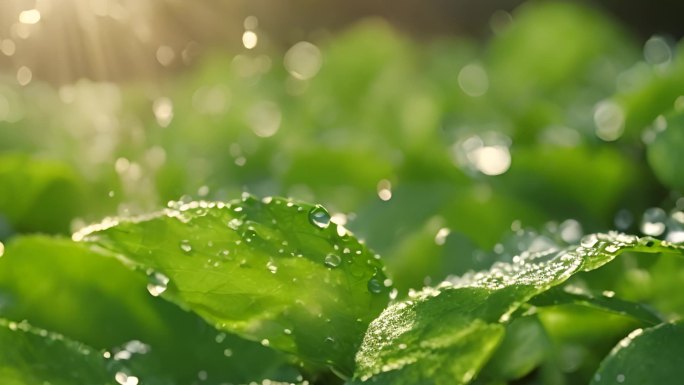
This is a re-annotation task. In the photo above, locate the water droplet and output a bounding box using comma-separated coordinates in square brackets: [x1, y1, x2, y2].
[616, 374, 625, 383]
[16, 66, 32, 86]
[580, 234, 599, 248]
[367, 278, 383, 294]
[243, 228, 258, 243]
[19, 9, 41, 25]
[227, 218, 242, 230]
[559, 219, 583, 243]
[146, 272, 169, 297]
[377, 179, 393, 201]
[667, 211, 684, 242]
[0, 241, 4, 257]
[435, 228, 451, 245]
[261, 339, 270, 346]
[641, 207, 667, 236]
[283, 328, 292, 335]
[614, 209, 633, 230]
[308, 205, 330, 229]
[284, 41, 322, 80]
[324, 253, 341, 268]
[458, 63, 489, 97]
[594, 100, 625, 141]
[115, 372, 139, 385]
[196, 370, 208, 381]
[644, 36, 672, 66]
[267, 261, 278, 274]
[223, 348, 233, 357]
[179, 240, 192, 254]
[242, 30, 258, 49]
[248, 101, 281, 137]
[153, 97, 173, 127]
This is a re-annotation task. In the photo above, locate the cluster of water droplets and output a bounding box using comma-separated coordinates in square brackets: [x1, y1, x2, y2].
[442, 232, 643, 296]
[105, 340, 150, 385]
[640, 207, 684, 242]
[164, 195, 388, 296]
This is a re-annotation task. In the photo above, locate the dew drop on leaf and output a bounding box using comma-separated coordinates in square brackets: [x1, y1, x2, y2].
[179, 240, 193, 254]
[580, 234, 599, 248]
[324, 253, 341, 268]
[146, 271, 169, 297]
[367, 278, 383, 294]
[308, 205, 331, 229]
[227, 218, 242, 230]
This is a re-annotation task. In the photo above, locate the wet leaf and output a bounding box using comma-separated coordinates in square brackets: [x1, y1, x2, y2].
[0, 235, 293, 385]
[590, 322, 684, 385]
[0, 319, 116, 385]
[530, 286, 664, 326]
[354, 233, 683, 384]
[76, 196, 390, 376]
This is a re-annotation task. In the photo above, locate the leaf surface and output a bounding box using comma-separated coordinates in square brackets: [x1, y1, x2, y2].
[530, 286, 664, 326]
[0, 319, 116, 385]
[354, 233, 684, 384]
[76, 196, 391, 375]
[0, 235, 293, 384]
[590, 322, 684, 385]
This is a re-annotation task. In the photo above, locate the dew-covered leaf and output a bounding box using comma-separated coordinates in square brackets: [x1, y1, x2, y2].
[0, 319, 117, 385]
[0, 235, 294, 385]
[354, 233, 683, 384]
[76, 196, 391, 375]
[590, 322, 684, 385]
[530, 286, 664, 326]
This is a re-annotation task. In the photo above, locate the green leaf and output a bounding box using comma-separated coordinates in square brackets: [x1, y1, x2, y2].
[0, 235, 293, 384]
[0, 154, 84, 234]
[590, 322, 684, 385]
[530, 286, 664, 326]
[76, 196, 391, 376]
[647, 112, 684, 191]
[354, 233, 683, 384]
[0, 319, 116, 385]
[478, 315, 551, 381]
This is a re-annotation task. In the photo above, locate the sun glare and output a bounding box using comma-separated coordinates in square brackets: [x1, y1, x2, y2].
[0, 0, 243, 85]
